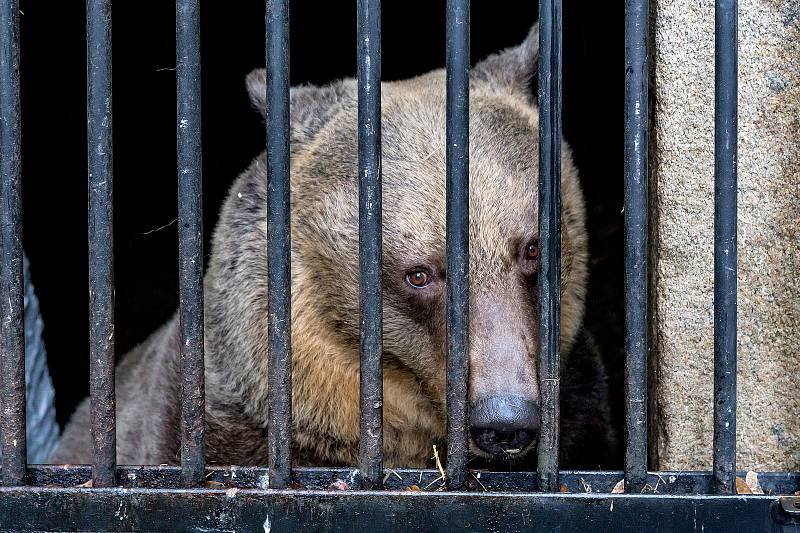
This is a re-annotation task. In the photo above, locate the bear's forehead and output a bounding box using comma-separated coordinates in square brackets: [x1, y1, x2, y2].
[293, 78, 541, 267]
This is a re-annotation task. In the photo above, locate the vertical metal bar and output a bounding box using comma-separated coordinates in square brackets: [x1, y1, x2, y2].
[177, 0, 205, 488]
[536, 0, 562, 493]
[357, 0, 383, 490]
[445, 0, 470, 491]
[0, 0, 26, 488]
[623, 0, 649, 494]
[713, 0, 738, 496]
[86, 0, 116, 489]
[265, 0, 292, 490]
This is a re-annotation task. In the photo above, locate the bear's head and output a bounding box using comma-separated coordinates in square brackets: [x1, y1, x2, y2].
[239, 24, 588, 462]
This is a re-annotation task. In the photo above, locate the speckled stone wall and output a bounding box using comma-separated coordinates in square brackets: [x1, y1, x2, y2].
[650, 0, 799, 470]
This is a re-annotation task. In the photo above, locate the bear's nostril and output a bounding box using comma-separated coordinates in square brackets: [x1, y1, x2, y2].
[494, 431, 515, 445]
[468, 396, 540, 457]
[471, 428, 536, 455]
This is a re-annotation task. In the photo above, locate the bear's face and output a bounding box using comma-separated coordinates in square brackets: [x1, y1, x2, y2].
[246, 25, 587, 461]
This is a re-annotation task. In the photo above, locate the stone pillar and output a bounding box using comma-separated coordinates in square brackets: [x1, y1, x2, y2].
[651, 0, 799, 470]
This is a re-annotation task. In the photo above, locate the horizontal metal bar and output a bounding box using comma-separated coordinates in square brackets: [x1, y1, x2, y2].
[356, 0, 384, 490]
[1, 483, 798, 532]
[10, 466, 800, 495]
[537, 0, 563, 493]
[0, 0, 27, 488]
[623, 0, 649, 493]
[444, 0, 470, 492]
[176, 0, 206, 489]
[86, 0, 116, 490]
[712, 0, 738, 496]
[265, 0, 293, 490]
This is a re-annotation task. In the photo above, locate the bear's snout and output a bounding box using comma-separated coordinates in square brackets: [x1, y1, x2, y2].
[469, 396, 540, 457]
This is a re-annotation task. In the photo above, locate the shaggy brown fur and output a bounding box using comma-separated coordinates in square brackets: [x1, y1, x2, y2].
[52, 25, 615, 469]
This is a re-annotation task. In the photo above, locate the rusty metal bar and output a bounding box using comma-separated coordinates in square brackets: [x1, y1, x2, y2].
[0, 0, 26, 488]
[537, 0, 563, 493]
[444, 0, 470, 491]
[357, 0, 384, 489]
[86, 0, 116, 489]
[265, 0, 293, 489]
[176, 0, 205, 488]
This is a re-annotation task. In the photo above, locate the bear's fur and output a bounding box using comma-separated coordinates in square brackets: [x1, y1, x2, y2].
[52, 25, 616, 469]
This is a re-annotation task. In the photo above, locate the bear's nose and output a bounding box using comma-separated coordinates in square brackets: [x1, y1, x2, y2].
[469, 396, 540, 457]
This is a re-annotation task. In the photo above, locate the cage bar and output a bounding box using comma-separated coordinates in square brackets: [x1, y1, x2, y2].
[86, 0, 116, 489]
[176, 0, 205, 489]
[712, 0, 738, 496]
[357, 0, 384, 489]
[265, 0, 293, 490]
[623, 0, 649, 493]
[444, 0, 470, 491]
[536, 0, 563, 493]
[0, 0, 26, 488]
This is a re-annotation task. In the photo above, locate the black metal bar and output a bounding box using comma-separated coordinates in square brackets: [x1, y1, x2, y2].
[712, 0, 738, 496]
[176, 0, 205, 489]
[623, 0, 649, 494]
[0, 0, 26, 488]
[7, 466, 800, 495]
[537, 0, 563, 493]
[265, 0, 293, 490]
[2, 485, 799, 532]
[444, 0, 470, 491]
[86, 0, 116, 489]
[357, 0, 383, 490]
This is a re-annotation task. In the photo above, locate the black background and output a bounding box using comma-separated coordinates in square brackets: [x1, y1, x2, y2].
[18, 0, 623, 466]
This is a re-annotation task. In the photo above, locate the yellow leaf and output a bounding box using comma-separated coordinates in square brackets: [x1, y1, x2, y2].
[735, 476, 752, 494]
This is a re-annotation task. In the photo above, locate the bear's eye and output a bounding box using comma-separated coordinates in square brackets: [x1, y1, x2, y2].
[525, 239, 540, 261]
[405, 270, 431, 289]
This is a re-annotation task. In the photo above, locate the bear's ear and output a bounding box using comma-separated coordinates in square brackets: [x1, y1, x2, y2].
[471, 23, 539, 102]
[246, 69, 346, 146]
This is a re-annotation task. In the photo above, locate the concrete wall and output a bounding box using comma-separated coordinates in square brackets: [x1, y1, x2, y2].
[650, 0, 799, 470]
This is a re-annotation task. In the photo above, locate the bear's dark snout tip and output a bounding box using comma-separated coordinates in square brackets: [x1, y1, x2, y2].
[469, 396, 540, 457]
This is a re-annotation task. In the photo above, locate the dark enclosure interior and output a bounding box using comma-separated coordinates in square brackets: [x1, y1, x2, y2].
[18, 1, 623, 466]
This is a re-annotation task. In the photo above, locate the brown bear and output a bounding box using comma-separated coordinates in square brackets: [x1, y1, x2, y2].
[52, 24, 616, 470]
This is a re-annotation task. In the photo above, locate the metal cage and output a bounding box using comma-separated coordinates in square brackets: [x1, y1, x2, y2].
[1, 0, 799, 531]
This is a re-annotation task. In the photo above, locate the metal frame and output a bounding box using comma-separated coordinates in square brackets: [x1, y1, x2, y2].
[0, 468, 798, 531]
[1, 0, 797, 530]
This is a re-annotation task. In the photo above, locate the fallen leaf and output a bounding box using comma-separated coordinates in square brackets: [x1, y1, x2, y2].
[206, 481, 225, 489]
[76, 479, 93, 488]
[745, 471, 764, 495]
[406, 485, 421, 491]
[735, 476, 752, 494]
[559, 483, 568, 493]
[611, 479, 625, 494]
